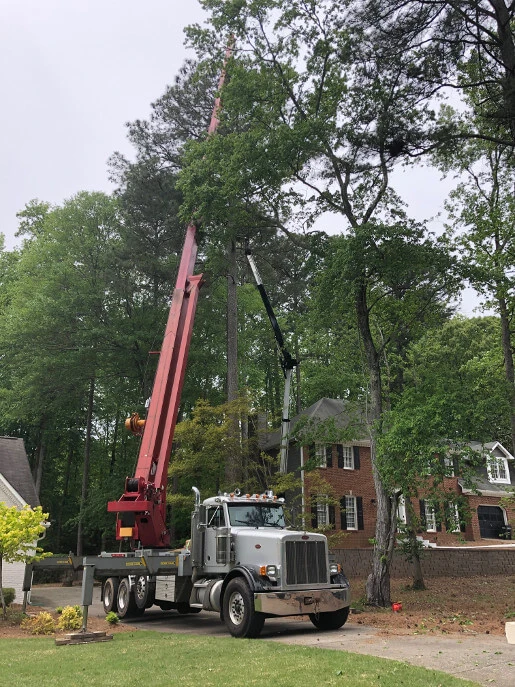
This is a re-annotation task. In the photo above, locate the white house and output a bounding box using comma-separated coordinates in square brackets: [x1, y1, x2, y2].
[0, 437, 40, 602]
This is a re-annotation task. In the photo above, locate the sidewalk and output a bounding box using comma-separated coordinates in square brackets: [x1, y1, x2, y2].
[30, 586, 515, 687]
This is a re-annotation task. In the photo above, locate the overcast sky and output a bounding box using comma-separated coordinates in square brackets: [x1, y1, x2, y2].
[1, 1, 480, 313]
[0, 0, 206, 250]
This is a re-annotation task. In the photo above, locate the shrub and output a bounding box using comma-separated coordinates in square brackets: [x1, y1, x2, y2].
[105, 611, 119, 625]
[1, 588, 15, 606]
[22, 612, 56, 635]
[57, 605, 82, 631]
[55, 606, 63, 615]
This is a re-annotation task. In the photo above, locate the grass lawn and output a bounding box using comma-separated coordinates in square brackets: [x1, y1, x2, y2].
[0, 631, 479, 687]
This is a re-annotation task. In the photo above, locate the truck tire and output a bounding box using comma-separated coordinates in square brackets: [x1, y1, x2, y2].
[134, 575, 154, 610]
[116, 577, 144, 618]
[223, 578, 265, 638]
[103, 577, 119, 614]
[309, 606, 349, 631]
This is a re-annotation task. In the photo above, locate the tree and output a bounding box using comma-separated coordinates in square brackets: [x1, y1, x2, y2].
[377, 316, 510, 586]
[0, 504, 49, 618]
[362, 0, 515, 147]
[179, 0, 463, 606]
[442, 139, 515, 451]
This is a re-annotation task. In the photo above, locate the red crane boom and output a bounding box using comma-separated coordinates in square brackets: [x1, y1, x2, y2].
[107, 44, 232, 548]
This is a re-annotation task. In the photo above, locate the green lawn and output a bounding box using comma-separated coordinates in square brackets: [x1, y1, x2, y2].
[0, 631, 479, 687]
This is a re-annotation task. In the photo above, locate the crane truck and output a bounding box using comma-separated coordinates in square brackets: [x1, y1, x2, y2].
[26, 50, 351, 638]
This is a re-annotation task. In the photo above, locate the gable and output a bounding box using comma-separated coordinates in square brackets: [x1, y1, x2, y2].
[0, 472, 27, 508]
[0, 437, 39, 507]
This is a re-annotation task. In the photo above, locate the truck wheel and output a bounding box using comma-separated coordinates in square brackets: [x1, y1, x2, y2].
[309, 606, 350, 631]
[116, 577, 143, 618]
[103, 577, 119, 614]
[134, 575, 154, 610]
[223, 578, 264, 638]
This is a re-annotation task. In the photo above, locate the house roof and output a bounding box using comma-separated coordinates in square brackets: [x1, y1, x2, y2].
[0, 437, 40, 507]
[262, 397, 370, 450]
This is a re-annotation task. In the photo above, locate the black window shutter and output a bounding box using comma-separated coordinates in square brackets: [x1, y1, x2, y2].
[308, 443, 315, 462]
[419, 500, 426, 530]
[453, 456, 460, 476]
[435, 503, 442, 532]
[353, 445, 360, 469]
[328, 505, 335, 526]
[337, 444, 344, 468]
[460, 506, 467, 533]
[356, 496, 364, 530]
[340, 497, 347, 530]
[326, 445, 333, 468]
[311, 502, 317, 528]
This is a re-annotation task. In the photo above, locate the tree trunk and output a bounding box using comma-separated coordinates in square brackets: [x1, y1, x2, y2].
[355, 281, 396, 607]
[225, 240, 241, 485]
[34, 442, 45, 498]
[405, 499, 426, 590]
[76, 376, 95, 557]
[498, 293, 515, 454]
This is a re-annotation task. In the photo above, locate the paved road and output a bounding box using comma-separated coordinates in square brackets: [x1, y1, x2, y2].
[30, 586, 515, 687]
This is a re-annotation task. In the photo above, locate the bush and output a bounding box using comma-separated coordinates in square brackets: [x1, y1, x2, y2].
[57, 605, 82, 631]
[22, 612, 56, 635]
[1, 588, 15, 606]
[105, 611, 119, 625]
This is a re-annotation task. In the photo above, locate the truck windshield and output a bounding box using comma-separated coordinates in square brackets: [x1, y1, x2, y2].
[227, 504, 285, 528]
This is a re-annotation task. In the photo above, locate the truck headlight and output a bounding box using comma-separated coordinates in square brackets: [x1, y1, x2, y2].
[329, 563, 341, 575]
[259, 564, 278, 577]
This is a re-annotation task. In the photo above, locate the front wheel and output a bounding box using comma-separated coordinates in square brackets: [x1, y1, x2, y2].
[309, 606, 350, 631]
[222, 578, 264, 638]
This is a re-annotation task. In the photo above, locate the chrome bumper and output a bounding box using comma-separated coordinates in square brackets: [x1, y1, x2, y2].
[254, 587, 350, 616]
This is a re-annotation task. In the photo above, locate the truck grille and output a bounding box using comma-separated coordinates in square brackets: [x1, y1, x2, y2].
[285, 540, 327, 585]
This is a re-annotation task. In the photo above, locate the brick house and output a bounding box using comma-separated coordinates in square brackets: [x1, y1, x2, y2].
[0, 437, 41, 601]
[264, 398, 515, 547]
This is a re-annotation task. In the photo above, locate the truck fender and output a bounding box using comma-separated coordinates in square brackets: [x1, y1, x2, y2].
[219, 566, 267, 622]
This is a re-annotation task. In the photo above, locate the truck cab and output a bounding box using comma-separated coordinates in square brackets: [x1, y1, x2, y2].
[188, 488, 351, 637]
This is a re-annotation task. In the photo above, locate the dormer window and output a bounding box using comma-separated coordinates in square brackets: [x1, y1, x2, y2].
[487, 455, 511, 484]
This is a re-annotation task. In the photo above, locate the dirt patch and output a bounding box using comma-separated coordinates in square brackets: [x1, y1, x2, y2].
[347, 575, 515, 636]
[1, 574, 514, 639]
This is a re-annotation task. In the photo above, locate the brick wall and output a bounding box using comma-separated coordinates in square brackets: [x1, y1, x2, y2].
[333, 547, 515, 577]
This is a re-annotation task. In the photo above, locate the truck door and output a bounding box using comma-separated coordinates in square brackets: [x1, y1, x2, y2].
[203, 505, 229, 571]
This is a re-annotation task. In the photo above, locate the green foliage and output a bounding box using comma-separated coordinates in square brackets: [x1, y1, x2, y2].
[56, 605, 82, 631]
[21, 611, 56, 635]
[1, 588, 15, 606]
[105, 611, 119, 625]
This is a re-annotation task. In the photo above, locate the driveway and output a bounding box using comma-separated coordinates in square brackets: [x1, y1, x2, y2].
[30, 586, 515, 687]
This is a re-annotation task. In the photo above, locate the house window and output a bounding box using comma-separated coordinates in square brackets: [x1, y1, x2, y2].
[315, 444, 333, 468]
[424, 502, 437, 532]
[397, 495, 407, 524]
[445, 503, 461, 533]
[316, 497, 329, 526]
[444, 457, 455, 477]
[337, 445, 359, 469]
[487, 455, 510, 484]
[340, 495, 364, 530]
[344, 496, 357, 530]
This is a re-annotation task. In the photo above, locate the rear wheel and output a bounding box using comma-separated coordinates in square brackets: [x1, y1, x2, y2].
[309, 606, 349, 631]
[134, 575, 154, 610]
[116, 577, 144, 618]
[222, 578, 264, 638]
[102, 578, 119, 614]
